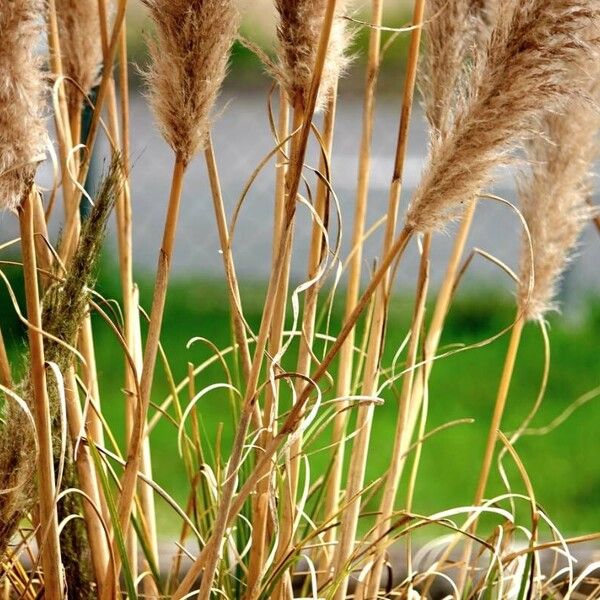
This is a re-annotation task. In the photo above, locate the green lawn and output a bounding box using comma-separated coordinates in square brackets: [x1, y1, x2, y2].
[2, 265, 599, 537]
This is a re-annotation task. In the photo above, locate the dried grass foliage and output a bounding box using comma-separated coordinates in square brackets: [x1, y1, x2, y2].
[143, 0, 239, 164]
[0, 0, 46, 212]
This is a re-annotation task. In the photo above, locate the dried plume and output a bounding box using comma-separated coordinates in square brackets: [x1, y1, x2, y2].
[274, 0, 351, 110]
[517, 95, 599, 321]
[143, 0, 239, 164]
[0, 0, 46, 212]
[407, 0, 600, 234]
[422, 0, 497, 136]
[55, 0, 105, 112]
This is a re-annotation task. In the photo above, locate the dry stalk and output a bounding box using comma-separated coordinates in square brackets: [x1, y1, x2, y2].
[245, 90, 290, 599]
[96, 0, 148, 579]
[322, 0, 384, 578]
[19, 189, 64, 599]
[378, 0, 498, 564]
[364, 235, 431, 598]
[204, 135, 252, 393]
[330, 2, 426, 597]
[63, 367, 110, 597]
[46, 0, 78, 264]
[272, 91, 339, 600]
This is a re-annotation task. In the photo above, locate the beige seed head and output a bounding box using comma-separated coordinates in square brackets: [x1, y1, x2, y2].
[144, 0, 239, 165]
[422, 0, 498, 137]
[0, 0, 46, 211]
[517, 93, 599, 321]
[55, 0, 105, 112]
[274, 0, 351, 111]
[407, 0, 600, 234]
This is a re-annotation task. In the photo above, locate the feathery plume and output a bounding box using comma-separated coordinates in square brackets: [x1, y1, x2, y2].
[55, 0, 104, 112]
[422, 0, 496, 135]
[517, 98, 599, 321]
[274, 0, 351, 110]
[0, 0, 46, 212]
[407, 0, 600, 233]
[143, 0, 239, 165]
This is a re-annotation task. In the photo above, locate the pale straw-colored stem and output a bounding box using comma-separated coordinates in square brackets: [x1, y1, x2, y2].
[19, 189, 63, 599]
[204, 135, 252, 386]
[131, 286, 160, 597]
[245, 92, 290, 599]
[119, 25, 130, 171]
[102, 156, 187, 598]
[31, 192, 53, 287]
[291, 90, 337, 499]
[64, 367, 110, 595]
[272, 91, 339, 600]
[261, 91, 290, 444]
[458, 311, 525, 591]
[270, 98, 307, 600]
[97, 0, 147, 575]
[364, 234, 431, 598]
[323, 2, 384, 572]
[46, 0, 77, 264]
[331, 2, 425, 596]
[78, 316, 105, 461]
[407, 201, 477, 426]
[385, 200, 478, 515]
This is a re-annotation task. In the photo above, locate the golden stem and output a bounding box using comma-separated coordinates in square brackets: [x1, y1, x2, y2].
[445, 312, 525, 595]
[103, 157, 187, 597]
[323, 1, 384, 572]
[64, 367, 110, 595]
[364, 235, 431, 598]
[331, 1, 426, 595]
[19, 190, 63, 599]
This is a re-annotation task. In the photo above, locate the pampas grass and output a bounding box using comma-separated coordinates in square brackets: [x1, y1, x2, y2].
[104, 1, 239, 594]
[2, 0, 600, 597]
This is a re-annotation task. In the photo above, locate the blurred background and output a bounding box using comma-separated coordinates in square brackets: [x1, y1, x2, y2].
[0, 0, 599, 536]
